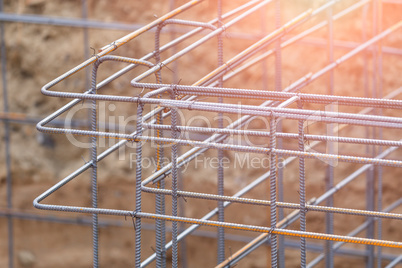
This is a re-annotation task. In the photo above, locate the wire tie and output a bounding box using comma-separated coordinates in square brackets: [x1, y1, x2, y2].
[187, 99, 197, 111]
[90, 160, 97, 168]
[171, 124, 181, 134]
[159, 62, 174, 73]
[303, 203, 309, 214]
[131, 211, 138, 230]
[220, 24, 230, 38]
[111, 41, 118, 50]
[171, 79, 182, 97]
[81, 155, 89, 165]
[171, 83, 179, 97]
[268, 226, 276, 237]
[296, 91, 302, 106]
[177, 193, 187, 203]
[135, 94, 142, 107]
[227, 246, 238, 267]
[150, 246, 156, 253]
[130, 134, 140, 144]
[225, 62, 235, 73]
[270, 110, 276, 119]
[90, 47, 100, 60]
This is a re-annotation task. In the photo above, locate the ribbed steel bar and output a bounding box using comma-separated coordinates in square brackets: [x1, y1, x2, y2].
[275, 1, 285, 265]
[154, 21, 167, 268]
[36, 0, 204, 105]
[307, 198, 402, 267]
[36, 73, 402, 182]
[291, 19, 402, 94]
[215, 198, 317, 268]
[361, 4, 373, 268]
[367, 1, 378, 267]
[0, 0, 261, 33]
[32, 174, 402, 251]
[325, 1, 335, 267]
[132, 81, 402, 109]
[314, 144, 400, 206]
[179, 84, 400, 264]
[139, 144, 402, 219]
[150, 141, 400, 267]
[269, 113, 278, 267]
[385, 255, 402, 268]
[288, 36, 402, 56]
[0, 0, 13, 266]
[197, 0, 340, 88]
[217, 0, 225, 264]
[206, 0, 371, 90]
[141, 156, 296, 267]
[90, 59, 100, 268]
[32, 180, 402, 251]
[298, 100, 307, 267]
[46, 84, 401, 127]
[135, 101, 144, 267]
[0, 12, 146, 31]
[136, 212, 402, 248]
[35, 4, 402, 197]
[142, 123, 402, 147]
[376, 1, 384, 267]
[33, 132, 402, 267]
[171, 99, 179, 268]
[141, 86, 402, 151]
[130, 0, 276, 84]
[274, 240, 400, 261]
[35, 120, 402, 167]
[36, 0, 278, 161]
[0, 207, 278, 244]
[138, 76, 314, 187]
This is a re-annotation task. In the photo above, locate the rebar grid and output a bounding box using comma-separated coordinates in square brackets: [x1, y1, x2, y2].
[0, 0, 398, 267]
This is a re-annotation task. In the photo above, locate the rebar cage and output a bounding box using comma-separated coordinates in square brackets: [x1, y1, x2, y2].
[1, 0, 402, 267]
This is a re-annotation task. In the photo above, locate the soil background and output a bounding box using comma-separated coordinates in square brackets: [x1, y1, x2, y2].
[0, 0, 402, 267]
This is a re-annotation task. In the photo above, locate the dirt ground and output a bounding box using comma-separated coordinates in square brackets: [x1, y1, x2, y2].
[0, 0, 402, 267]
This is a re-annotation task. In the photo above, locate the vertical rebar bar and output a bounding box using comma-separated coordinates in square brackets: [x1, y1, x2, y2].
[0, 1, 13, 267]
[367, 1, 378, 266]
[154, 22, 167, 268]
[325, 1, 334, 267]
[260, 5, 268, 91]
[81, 0, 90, 90]
[376, 1, 383, 266]
[274, 1, 285, 266]
[135, 103, 144, 268]
[171, 105, 179, 268]
[169, 0, 179, 84]
[177, 141, 185, 268]
[361, 4, 375, 267]
[217, 0, 225, 264]
[298, 100, 307, 268]
[84, 3, 98, 266]
[269, 114, 278, 267]
[168, 2, 186, 267]
[90, 63, 99, 268]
